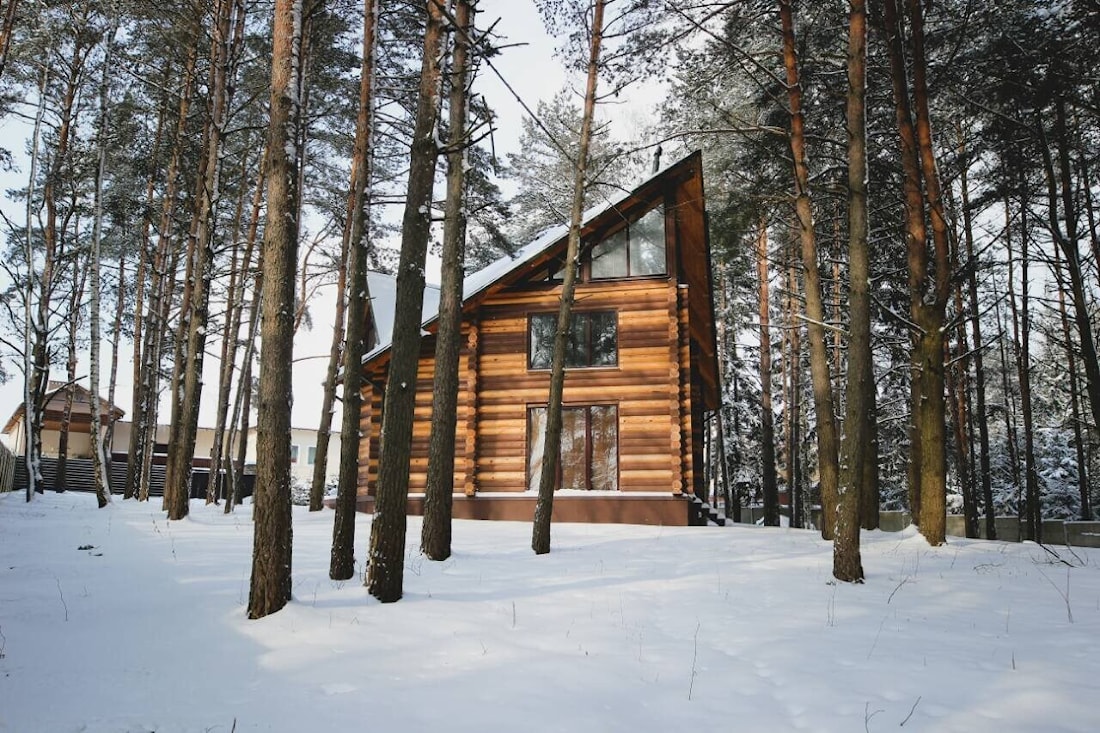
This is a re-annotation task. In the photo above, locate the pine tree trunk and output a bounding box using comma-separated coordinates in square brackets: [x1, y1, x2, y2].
[945, 184, 976, 538]
[366, 0, 445, 601]
[58, 266, 87, 493]
[906, 0, 951, 545]
[41, 36, 89, 495]
[164, 0, 239, 520]
[330, 0, 379, 581]
[756, 219, 780, 527]
[226, 274, 261, 514]
[532, 0, 606, 556]
[779, 0, 839, 541]
[422, 0, 474, 561]
[835, 0, 867, 582]
[105, 253, 126, 479]
[785, 245, 803, 529]
[307, 249, 347, 511]
[958, 128, 996, 538]
[1007, 183, 1041, 542]
[0, 0, 19, 84]
[1053, 245, 1091, 520]
[210, 153, 263, 504]
[248, 0, 306, 620]
[126, 43, 197, 502]
[992, 255, 1023, 505]
[1043, 98, 1100, 475]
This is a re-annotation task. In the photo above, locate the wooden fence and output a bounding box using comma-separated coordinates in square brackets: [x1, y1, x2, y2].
[0, 441, 15, 493]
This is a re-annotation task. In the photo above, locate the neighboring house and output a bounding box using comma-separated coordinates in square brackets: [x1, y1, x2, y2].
[357, 151, 721, 525]
[245, 425, 342, 487]
[1, 382, 124, 458]
[2, 389, 248, 496]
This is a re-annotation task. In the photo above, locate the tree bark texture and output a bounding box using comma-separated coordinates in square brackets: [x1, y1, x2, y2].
[422, 0, 474, 562]
[248, 0, 305, 620]
[756, 219, 780, 527]
[532, 0, 606, 556]
[330, 0, 379, 582]
[835, 0, 867, 582]
[366, 0, 445, 601]
[957, 129, 996, 538]
[785, 245, 803, 529]
[1044, 98, 1100, 489]
[126, 42, 197, 502]
[164, 0, 237, 521]
[882, 0, 950, 544]
[90, 11, 119, 507]
[210, 156, 263, 504]
[779, 0, 839, 541]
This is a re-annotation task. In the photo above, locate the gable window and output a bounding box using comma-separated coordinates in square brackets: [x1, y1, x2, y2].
[526, 404, 618, 491]
[529, 311, 617, 370]
[589, 205, 666, 279]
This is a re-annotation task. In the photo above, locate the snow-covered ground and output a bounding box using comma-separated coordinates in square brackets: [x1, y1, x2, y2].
[1, 492, 1098, 733]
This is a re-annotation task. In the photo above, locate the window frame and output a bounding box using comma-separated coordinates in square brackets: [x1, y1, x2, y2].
[527, 310, 618, 371]
[526, 403, 619, 492]
[587, 204, 668, 281]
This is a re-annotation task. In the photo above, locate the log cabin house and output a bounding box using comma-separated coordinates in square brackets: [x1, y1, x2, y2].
[356, 151, 722, 525]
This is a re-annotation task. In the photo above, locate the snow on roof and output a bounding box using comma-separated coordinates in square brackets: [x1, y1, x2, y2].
[365, 271, 441, 357]
[363, 155, 687, 364]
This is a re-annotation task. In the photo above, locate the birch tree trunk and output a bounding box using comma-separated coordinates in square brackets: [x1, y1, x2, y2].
[23, 64, 47, 501]
[532, 0, 606, 556]
[248, 0, 306, 620]
[422, 0, 474, 562]
[365, 0, 445, 601]
[89, 8, 119, 508]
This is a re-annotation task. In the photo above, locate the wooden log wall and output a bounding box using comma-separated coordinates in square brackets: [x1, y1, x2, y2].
[359, 278, 687, 496]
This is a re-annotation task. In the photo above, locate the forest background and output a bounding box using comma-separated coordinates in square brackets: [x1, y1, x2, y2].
[0, 0, 1097, 552]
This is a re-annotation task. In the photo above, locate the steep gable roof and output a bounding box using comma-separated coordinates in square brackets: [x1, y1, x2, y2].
[364, 151, 706, 365]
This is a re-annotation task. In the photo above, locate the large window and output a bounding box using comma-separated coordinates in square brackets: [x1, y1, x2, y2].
[589, 205, 666, 279]
[529, 311, 617, 370]
[527, 405, 618, 491]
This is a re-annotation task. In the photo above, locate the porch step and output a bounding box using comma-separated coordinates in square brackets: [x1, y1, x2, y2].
[683, 494, 726, 526]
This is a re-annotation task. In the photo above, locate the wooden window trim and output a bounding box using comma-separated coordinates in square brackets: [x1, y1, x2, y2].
[527, 310, 619, 371]
[526, 403, 620, 491]
[586, 202, 669, 281]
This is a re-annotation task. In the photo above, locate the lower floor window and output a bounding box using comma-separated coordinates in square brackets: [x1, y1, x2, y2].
[527, 404, 618, 491]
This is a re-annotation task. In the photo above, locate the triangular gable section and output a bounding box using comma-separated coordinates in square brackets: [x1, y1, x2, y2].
[364, 151, 706, 365]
